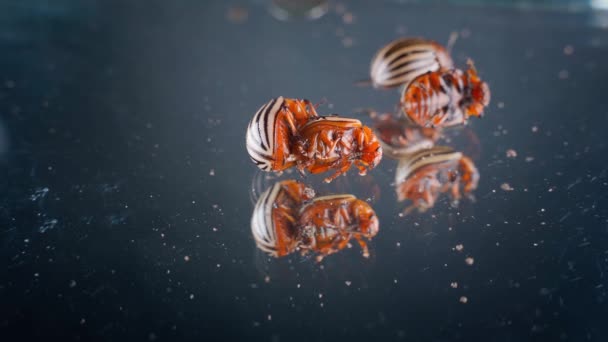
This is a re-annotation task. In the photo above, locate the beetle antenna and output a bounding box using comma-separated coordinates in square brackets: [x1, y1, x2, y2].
[446, 31, 459, 55]
[354, 78, 372, 87]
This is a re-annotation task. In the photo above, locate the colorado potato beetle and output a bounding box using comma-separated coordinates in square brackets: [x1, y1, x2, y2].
[295, 116, 383, 183]
[297, 194, 379, 262]
[395, 146, 479, 214]
[370, 37, 454, 89]
[246, 96, 319, 172]
[251, 180, 379, 261]
[251, 180, 315, 257]
[402, 60, 490, 127]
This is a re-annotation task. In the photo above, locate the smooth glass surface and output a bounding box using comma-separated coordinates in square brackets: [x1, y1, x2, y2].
[1, 1, 608, 341]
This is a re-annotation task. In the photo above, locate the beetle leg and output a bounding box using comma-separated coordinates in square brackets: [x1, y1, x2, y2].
[354, 235, 370, 258]
[307, 133, 319, 159]
[458, 156, 479, 193]
[323, 161, 351, 183]
[302, 99, 320, 118]
[279, 108, 299, 136]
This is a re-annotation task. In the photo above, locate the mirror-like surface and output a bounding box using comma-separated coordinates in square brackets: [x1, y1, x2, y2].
[2, 1, 608, 341]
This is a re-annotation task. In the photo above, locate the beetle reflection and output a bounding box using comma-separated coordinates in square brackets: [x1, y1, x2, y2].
[395, 146, 479, 214]
[251, 180, 378, 262]
[373, 113, 441, 158]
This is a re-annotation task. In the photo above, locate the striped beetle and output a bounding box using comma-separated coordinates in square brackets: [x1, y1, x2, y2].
[251, 180, 378, 261]
[246, 96, 319, 172]
[370, 37, 454, 89]
[251, 180, 315, 257]
[395, 146, 479, 214]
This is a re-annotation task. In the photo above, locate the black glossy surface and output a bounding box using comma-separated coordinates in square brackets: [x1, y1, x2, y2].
[2, 1, 608, 341]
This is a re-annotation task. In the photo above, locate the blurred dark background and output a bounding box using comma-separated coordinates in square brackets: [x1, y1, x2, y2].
[1, 1, 608, 341]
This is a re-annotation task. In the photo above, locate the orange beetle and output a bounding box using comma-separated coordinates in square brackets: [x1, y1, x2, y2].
[395, 146, 479, 214]
[251, 181, 379, 261]
[402, 60, 490, 128]
[296, 194, 379, 262]
[246, 97, 319, 172]
[295, 116, 383, 182]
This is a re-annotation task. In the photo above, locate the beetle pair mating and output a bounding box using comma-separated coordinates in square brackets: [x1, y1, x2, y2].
[369, 37, 491, 128]
[251, 180, 379, 261]
[246, 96, 383, 182]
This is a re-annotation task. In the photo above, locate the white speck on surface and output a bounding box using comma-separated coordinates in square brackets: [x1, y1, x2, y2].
[318, 293, 323, 299]
[342, 37, 354, 48]
[460, 296, 468, 304]
[69, 280, 77, 288]
[190, 294, 194, 300]
[297, 284, 301, 288]
[497, 102, 505, 109]
[345, 281, 352, 286]
[30, 187, 49, 201]
[558, 70, 569, 79]
[531, 126, 539, 133]
[264, 276, 271, 283]
[80, 318, 86, 325]
[184, 255, 190, 262]
[342, 12, 355, 24]
[212, 227, 218, 232]
[455, 244, 464, 252]
[506, 149, 517, 158]
[564, 45, 574, 55]
[501, 183, 514, 191]
[451, 282, 458, 288]
[209, 169, 215, 176]
[465, 257, 475, 265]
[267, 314, 272, 321]
[396, 242, 401, 247]
[39, 219, 58, 233]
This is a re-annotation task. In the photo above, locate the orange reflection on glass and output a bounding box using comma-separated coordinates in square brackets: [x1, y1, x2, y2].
[251, 180, 378, 261]
[373, 113, 441, 158]
[395, 146, 479, 214]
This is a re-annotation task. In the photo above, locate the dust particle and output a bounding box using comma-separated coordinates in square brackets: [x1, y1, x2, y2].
[497, 102, 505, 109]
[184, 255, 190, 262]
[455, 244, 464, 252]
[264, 276, 271, 283]
[506, 149, 517, 158]
[563, 45, 574, 55]
[501, 183, 514, 191]
[342, 12, 354, 24]
[345, 280, 352, 286]
[209, 169, 215, 176]
[451, 282, 458, 288]
[465, 257, 475, 265]
[69, 280, 77, 288]
[531, 126, 539, 133]
[342, 37, 354, 48]
[558, 70, 569, 79]
[227, 6, 248, 23]
[459, 296, 468, 304]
